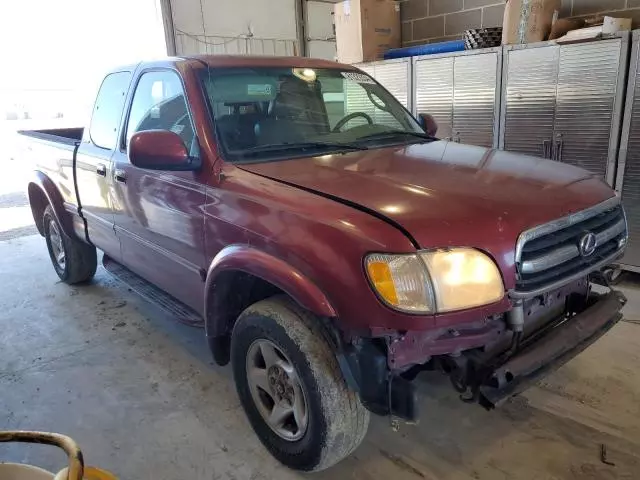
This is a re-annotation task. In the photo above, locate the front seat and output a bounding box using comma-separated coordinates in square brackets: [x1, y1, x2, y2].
[256, 78, 328, 145]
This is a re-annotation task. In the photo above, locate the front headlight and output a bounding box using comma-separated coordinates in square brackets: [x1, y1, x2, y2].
[365, 248, 504, 314]
[420, 248, 504, 312]
[365, 254, 434, 313]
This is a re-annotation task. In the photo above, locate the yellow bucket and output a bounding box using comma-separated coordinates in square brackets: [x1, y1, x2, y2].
[0, 431, 117, 480]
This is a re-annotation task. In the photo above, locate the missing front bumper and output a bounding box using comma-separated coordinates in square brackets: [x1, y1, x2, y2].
[338, 290, 625, 422]
[476, 289, 626, 409]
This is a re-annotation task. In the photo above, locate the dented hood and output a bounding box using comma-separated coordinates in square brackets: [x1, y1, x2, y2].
[239, 141, 615, 286]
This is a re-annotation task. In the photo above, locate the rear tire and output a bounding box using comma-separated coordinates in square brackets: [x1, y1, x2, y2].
[43, 205, 97, 284]
[231, 296, 369, 471]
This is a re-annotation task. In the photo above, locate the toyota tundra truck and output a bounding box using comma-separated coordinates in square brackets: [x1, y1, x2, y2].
[20, 55, 628, 471]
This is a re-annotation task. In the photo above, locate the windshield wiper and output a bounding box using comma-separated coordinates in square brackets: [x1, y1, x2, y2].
[244, 141, 368, 156]
[359, 130, 437, 142]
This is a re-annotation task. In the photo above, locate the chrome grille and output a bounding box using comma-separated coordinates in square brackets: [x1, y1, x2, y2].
[515, 198, 627, 295]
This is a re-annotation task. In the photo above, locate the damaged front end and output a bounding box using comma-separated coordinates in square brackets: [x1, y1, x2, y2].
[341, 197, 628, 422]
[471, 288, 626, 409]
[445, 281, 626, 410]
[340, 276, 626, 423]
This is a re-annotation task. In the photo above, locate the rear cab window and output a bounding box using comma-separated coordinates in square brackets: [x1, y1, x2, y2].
[89, 72, 132, 150]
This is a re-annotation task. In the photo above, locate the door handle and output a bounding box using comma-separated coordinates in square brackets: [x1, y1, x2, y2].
[96, 163, 107, 177]
[542, 140, 552, 159]
[114, 169, 127, 184]
[554, 137, 564, 162]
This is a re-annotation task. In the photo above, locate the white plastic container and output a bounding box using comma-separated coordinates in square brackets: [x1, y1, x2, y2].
[0, 463, 55, 480]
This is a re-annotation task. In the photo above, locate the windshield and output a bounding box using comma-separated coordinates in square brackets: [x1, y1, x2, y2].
[199, 66, 427, 163]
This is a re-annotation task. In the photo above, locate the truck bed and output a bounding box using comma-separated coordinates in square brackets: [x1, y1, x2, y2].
[18, 127, 84, 146]
[20, 127, 84, 230]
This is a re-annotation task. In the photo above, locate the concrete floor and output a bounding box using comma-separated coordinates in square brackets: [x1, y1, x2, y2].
[2, 151, 640, 479]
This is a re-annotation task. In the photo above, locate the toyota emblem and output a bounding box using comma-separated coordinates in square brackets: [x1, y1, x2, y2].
[578, 232, 597, 257]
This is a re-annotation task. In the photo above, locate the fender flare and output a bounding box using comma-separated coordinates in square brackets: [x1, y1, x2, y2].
[204, 244, 337, 338]
[27, 171, 77, 239]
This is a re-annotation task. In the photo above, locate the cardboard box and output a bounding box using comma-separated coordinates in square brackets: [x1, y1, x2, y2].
[602, 16, 632, 34]
[502, 0, 561, 45]
[334, 0, 400, 64]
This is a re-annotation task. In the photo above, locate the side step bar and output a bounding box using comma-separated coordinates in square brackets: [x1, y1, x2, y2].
[102, 255, 204, 328]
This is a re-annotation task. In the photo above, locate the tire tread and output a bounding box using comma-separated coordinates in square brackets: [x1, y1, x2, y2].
[233, 296, 369, 471]
[44, 205, 97, 284]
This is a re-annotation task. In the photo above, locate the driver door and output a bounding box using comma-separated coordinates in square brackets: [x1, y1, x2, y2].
[111, 69, 206, 311]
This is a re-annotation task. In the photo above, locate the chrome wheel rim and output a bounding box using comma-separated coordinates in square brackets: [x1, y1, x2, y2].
[246, 339, 308, 441]
[48, 219, 65, 270]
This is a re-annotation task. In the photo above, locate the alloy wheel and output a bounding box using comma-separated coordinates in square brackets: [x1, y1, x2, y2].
[245, 339, 309, 441]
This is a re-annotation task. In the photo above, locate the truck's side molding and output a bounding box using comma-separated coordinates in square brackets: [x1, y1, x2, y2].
[204, 245, 337, 346]
[27, 171, 85, 241]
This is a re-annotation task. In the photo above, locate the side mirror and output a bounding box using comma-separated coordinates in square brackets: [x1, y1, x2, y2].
[129, 130, 199, 171]
[418, 113, 438, 137]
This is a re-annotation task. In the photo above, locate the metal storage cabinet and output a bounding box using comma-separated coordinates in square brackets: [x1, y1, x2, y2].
[615, 31, 640, 271]
[346, 59, 410, 129]
[413, 56, 454, 139]
[412, 47, 502, 148]
[500, 34, 629, 185]
[356, 58, 412, 111]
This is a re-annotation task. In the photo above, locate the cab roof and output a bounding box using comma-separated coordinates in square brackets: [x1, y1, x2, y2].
[106, 55, 360, 76]
[183, 55, 358, 70]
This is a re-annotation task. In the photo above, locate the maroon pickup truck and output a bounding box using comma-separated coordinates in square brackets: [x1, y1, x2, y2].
[22, 55, 627, 471]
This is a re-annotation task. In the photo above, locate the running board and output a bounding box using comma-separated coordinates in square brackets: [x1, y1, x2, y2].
[102, 256, 204, 328]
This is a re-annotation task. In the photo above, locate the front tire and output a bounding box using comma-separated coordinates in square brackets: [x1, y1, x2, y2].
[43, 205, 97, 284]
[231, 296, 369, 471]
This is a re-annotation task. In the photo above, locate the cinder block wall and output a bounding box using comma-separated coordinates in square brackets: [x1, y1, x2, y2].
[401, 0, 640, 46]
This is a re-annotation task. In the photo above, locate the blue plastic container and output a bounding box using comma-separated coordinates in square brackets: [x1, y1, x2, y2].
[383, 40, 466, 60]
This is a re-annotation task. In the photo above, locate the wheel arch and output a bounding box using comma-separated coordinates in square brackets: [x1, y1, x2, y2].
[204, 245, 337, 365]
[27, 172, 77, 239]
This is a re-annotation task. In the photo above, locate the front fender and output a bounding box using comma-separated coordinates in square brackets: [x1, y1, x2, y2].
[204, 245, 336, 337]
[28, 171, 78, 239]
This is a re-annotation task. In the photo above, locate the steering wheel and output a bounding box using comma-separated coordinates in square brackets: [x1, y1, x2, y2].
[332, 112, 373, 132]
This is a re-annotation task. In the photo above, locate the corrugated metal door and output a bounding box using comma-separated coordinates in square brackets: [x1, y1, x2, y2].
[453, 52, 499, 148]
[358, 64, 375, 76]
[373, 60, 410, 109]
[620, 79, 640, 267]
[553, 40, 623, 180]
[345, 64, 377, 123]
[617, 33, 640, 268]
[414, 57, 454, 139]
[353, 59, 411, 127]
[371, 60, 410, 127]
[345, 81, 372, 115]
[502, 45, 559, 156]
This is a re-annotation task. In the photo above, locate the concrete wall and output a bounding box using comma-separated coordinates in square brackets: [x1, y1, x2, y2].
[167, 0, 300, 56]
[400, 0, 640, 46]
